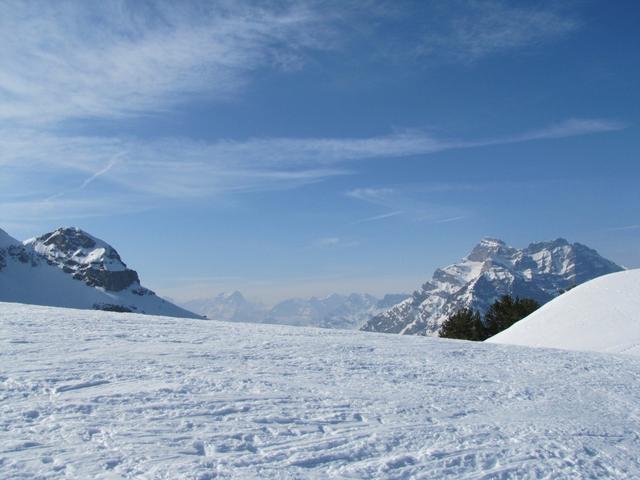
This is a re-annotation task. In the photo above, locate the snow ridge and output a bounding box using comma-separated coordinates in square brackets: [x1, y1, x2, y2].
[362, 237, 623, 336]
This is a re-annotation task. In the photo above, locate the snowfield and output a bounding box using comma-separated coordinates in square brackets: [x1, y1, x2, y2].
[489, 269, 640, 355]
[3, 303, 640, 479]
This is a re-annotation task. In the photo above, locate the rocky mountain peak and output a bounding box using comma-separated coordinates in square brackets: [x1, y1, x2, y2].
[467, 238, 515, 262]
[25, 227, 140, 292]
[220, 291, 245, 302]
[39, 227, 98, 251]
[362, 238, 623, 337]
[527, 238, 570, 251]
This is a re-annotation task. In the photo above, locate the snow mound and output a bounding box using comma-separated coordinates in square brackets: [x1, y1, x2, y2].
[488, 269, 640, 355]
[3, 302, 640, 478]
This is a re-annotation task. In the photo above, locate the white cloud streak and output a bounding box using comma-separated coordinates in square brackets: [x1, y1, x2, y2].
[0, 1, 584, 125]
[0, 2, 623, 227]
[354, 210, 404, 224]
[346, 186, 467, 224]
[0, 0, 336, 123]
[0, 117, 624, 223]
[430, 215, 468, 224]
[80, 156, 121, 190]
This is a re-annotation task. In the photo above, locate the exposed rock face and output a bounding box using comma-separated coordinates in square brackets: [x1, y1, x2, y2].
[0, 228, 20, 271]
[361, 238, 623, 337]
[26, 227, 140, 292]
[93, 303, 134, 313]
[0, 243, 41, 272]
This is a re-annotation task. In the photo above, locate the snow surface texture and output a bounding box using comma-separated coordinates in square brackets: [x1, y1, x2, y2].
[183, 292, 409, 330]
[3, 302, 640, 478]
[489, 269, 640, 355]
[363, 238, 622, 336]
[0, 227, 199, 319]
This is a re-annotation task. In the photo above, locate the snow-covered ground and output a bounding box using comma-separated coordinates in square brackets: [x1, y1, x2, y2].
[489, 269, 640, 355]
[3, 303, 640, 479]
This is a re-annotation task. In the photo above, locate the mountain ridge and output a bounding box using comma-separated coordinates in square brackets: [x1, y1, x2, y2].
[361, 237, 623, 336]
[183, 291, 409, 330]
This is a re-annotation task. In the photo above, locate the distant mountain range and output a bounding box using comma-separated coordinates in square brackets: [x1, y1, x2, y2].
[1, 228, 623, 332]
[0, 227, 200, 318]
[362, 238, 623, 336]
[182, 291, 267, 324]
[182, 292, 408, 330]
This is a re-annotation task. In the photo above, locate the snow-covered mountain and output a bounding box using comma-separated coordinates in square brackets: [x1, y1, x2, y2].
[488, 269, 640, 355]
[4, 301, 640, 478]
[182, 291, 267, 323]
[183, 292, 408, 330]
[362, 238, 623, 336]
[0, 226, 199, 318]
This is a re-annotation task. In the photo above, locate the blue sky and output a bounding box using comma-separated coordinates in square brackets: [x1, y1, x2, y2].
[1, 0, 638, 303]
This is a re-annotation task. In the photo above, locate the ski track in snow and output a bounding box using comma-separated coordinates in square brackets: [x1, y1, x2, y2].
[2, 302, 640, 479]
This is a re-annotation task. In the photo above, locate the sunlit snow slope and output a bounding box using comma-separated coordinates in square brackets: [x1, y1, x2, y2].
[489, 269, 640, 355]
[3, 302, 640, 479]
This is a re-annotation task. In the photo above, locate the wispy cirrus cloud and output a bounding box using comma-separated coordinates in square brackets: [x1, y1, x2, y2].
[0, 195, 153, 226]
[354, 210, 404, 224]
[0, 116, 625, 224]
[0, 1, 337, 123]
[347, 187, 468, 224]
[0, 2, 624, 228]
[420, 0, 579, 63]
[461, 118, 626, 149]
[347, 188, 396, 204]
[501, 118, 627, 143]
[308, 237, 359, 249]
[0, 0, 586, 125]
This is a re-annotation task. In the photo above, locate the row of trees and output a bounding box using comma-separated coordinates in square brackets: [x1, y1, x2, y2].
[439, 295, 540, 341]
